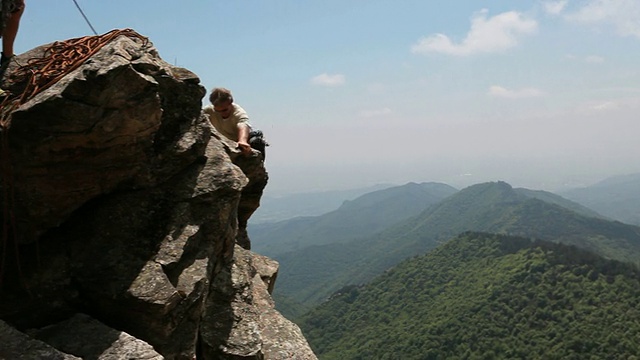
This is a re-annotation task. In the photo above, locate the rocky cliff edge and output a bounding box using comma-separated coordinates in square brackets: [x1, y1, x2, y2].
[0, 29, 316, 360]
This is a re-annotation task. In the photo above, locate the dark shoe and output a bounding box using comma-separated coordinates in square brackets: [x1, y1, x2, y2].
[249, 129, 269, 160]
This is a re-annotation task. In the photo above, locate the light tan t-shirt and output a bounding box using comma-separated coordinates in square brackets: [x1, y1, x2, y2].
[203, 103, 252, 141]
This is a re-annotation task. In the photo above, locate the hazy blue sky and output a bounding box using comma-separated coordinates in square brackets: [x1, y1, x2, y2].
[19, 1, 640, 194]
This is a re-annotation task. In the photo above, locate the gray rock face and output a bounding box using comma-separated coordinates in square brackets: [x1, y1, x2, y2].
[4, 32, 210, 243]
[29, 313, 163, 360]
[201, 246, 317, 360]
[0, 30, 314, 359]
[0, 320, 81, 360]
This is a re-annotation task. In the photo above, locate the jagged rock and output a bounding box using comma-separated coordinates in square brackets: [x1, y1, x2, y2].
[201, 246, 317, 360]
[251, 253, 316, 360]
[252, 252, 279, 295]
[219, 134, 269, 250]
[0, 319, 80, 359]
[0, 31, 313, 360]
[3, 32, 210, 243]
[1, 32, 243, 359]
[29, 313, 163, 359]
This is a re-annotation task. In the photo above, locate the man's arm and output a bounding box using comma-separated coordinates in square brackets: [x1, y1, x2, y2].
[237, 122, 252, 155]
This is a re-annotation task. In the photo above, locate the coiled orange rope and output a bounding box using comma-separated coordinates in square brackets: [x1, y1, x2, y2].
[0, 28, 149, 288]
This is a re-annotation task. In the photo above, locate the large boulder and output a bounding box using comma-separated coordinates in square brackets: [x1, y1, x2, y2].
[28, 313, 163, 360]
[0, 319, 81, 360]
[201, 246, 317, 359]
[0, 30, 314, 360]
[2, 30, 211, 243]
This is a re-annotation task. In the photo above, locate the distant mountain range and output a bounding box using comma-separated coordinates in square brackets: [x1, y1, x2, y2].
[249, 184, 394, 224]
[299, 232, 640, 359]
[560, 172, 640, 226]
[270, 181, 640, 318]
[252, 173, 640, 227]
[250, 182, 458, 256]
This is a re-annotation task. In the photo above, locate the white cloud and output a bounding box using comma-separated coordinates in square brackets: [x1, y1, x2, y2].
[543, 0, 569, 15]
[564, 53, 605, 63]
[592, 101, 619, 111]
[488, 85, 545, 99]
[566, 0, 640, 38]
[310, 73, 346, 87]
[576, 96, 640, 116]
[585, 55, 605, 63]
[358, 107, 392, 118]
[411, 9, 538, 56]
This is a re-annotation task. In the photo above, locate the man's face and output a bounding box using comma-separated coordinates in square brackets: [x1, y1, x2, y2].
[214, 101, 233, 119]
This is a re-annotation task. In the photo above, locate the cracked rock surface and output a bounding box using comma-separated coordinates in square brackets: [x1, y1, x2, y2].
[1, 32, 313, 359]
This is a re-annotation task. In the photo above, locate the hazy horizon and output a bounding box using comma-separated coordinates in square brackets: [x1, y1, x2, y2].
[19, 1, 640, 196]
[262, 164, 638, 197]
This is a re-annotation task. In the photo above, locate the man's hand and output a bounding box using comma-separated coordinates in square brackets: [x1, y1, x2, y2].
[237, 141, 252, 155]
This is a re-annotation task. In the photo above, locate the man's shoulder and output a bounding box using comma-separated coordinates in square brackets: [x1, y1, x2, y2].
[232, 103, 247, 113]
[232, 104, 249, 120]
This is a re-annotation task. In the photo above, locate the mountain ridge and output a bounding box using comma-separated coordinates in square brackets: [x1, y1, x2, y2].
[273, 181, 640, 317]
[250, 184, 394, 224]
[560, 172, 640, 226]
[250, 182, 457, 256]
[300, 232, 640, 359]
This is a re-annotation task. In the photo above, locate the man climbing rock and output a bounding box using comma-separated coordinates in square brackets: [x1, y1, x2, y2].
[203, 87, 268, 160]
[203, 87, 268, 250]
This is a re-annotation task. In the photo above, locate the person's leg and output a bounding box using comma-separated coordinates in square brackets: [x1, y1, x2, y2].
[248, 129, 267, 160]
[2, 1, 25, 61]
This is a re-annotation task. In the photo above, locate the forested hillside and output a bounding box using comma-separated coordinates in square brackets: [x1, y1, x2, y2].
[395, 182, 640, 263]
[250, 182, 457, 256]
[273, 181, 640, 318]
[300, 232, 640, 359]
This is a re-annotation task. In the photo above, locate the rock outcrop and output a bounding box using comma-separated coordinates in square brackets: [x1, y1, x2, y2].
[0, 30, 316, 359]
[0, 319, 81, 360]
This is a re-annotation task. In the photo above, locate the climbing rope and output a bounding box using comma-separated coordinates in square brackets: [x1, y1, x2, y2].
[72, 0, 99, 36]
[0, 28, 149, 289]
[1, 28, 148, 125]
